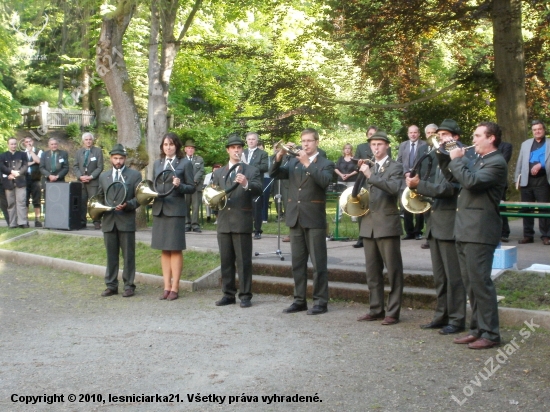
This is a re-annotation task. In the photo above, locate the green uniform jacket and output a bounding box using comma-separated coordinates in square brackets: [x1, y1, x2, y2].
[359, 158, 403, 238]
[449, 151, 507, 246]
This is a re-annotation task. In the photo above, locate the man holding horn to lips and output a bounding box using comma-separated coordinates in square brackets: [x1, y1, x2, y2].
[270, 128, 335, 315]
[213, 133, 262, 308]
[356, 130, 404, 325]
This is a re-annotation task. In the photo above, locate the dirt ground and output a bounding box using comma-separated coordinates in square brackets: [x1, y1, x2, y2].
[1, 262, 549, 412]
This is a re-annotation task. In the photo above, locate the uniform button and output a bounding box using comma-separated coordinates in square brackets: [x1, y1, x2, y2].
[228, 207, 231, 210]
[298, 188, 301, 191]
[298, 201, 300, 203]
[456, 208, 458, 211]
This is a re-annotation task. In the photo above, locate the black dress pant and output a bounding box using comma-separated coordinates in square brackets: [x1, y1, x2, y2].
[520, 177, 550, 238]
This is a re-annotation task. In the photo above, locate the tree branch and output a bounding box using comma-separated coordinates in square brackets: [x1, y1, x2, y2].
[321, 81, 462, 109]
[176, 0, 203, 43]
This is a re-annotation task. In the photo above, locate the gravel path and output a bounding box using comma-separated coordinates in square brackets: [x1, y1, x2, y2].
[1, 262, 549, 411]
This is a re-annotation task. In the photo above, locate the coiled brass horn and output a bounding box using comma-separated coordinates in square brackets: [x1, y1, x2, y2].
[87, 194, 114, 221]
[401, 187, 432, 214]
[339, 174, 370, 217]
[436, 140, 476, 156]
[274, 140, 301, 157]
[136, 180, 158, 206]
[202, 163, 242, 210]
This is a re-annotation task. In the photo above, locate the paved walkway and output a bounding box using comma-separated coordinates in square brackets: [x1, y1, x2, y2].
[26, 217, 550, 273]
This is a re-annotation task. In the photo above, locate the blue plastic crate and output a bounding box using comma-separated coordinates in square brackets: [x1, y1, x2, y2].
[492, 246, 517, 269]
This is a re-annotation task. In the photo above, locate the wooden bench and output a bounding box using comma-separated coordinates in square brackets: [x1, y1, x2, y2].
[499, 201, 550, 218]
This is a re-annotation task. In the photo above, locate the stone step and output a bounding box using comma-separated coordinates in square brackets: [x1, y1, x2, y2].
[251, 274, 437, 309]
[252, 262, 436, 289]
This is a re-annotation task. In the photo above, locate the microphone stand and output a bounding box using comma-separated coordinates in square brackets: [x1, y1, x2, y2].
[254, 159, 290, 261]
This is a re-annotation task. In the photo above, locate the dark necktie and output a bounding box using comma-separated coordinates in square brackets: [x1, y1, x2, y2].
[51, 151, 57, 173]
[375, 163, 380, 174]
[115, 169, 120, 182]
[84, 149, 90, 167]
[165, 159, 173, 170]
[409, 142, 416, 166]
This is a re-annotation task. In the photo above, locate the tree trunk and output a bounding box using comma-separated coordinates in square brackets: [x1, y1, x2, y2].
[146, 0, 202, 179]
[57, 1, 69, 108]
[96, 4, 142, 151]
[492, 0, 527, 193]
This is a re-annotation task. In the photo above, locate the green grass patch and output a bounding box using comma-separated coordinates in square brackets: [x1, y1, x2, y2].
[0, 232, 219, 281]
[0, 226, 34, 242]
[495, 270, 550, 311]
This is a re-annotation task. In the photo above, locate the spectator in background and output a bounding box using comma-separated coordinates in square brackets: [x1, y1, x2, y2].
[397, 125, 428, 240]
[335, 143, 358, 188]
[0, 178, 9, 225]
[258, 141, 272, 223]
[1, 138, 28, 228]
[514, 120, 550, 245]
[73, 132, 104, 229]
[23, 137, 43, 227]
[498, 140, 513, 242]
[243, 132, 268, 239]
[184, 140, 205, 233]
[40, 137, 69, 214]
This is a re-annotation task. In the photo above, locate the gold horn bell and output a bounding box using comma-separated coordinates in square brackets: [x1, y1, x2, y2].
[136, 180, 159, 206]
[274, 140, 301, 156]
[401, 187, 431, 214]
[87, 194, 114, 221]
[202, 186, 230, 210]
[339, 186, 370, 217]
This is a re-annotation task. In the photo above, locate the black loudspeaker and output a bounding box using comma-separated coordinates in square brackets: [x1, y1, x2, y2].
[44, 182, 83, 230]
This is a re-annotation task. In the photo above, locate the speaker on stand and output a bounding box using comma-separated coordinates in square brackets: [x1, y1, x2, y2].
[44, 182, 83, 230]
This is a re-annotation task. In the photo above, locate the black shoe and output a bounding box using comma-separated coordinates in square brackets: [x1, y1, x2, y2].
[420, 241, 430, 249]
[439, 325, 465, 335]
[35, 220, 43, 228]
[283, 303, 308, 313]
[18, 224, 30, 228]
[420, 321, 446, 329]
[415, 234, 423, 240]
[215, 296, 236, 306]
[307, 305, 328, 315]
[193, 228, 202, 233]
[185, 227, 191, 232]
[501, 236, 509, 243]
[518, 237, 534, 244]
[101, 288, 118, 297]
[352, 239, 363, 248]
[254, 233, 261, 239]
[402, 234, 415, 240]
[240, 300, 252, 308]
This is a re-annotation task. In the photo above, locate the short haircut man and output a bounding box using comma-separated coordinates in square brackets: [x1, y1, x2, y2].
[514, 120, 550, 245]
[270, 128, 335, 315]
[23, 136, 43, 227]
[446, 121, 507, 349]
[183, 139, 205, 233]
[97, 144, 142, 297]
[73, 132, 104, 229]
[1, 138, 29, 228]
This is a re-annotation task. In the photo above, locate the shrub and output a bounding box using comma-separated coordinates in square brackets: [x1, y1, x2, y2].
[65, 122, 81, 140]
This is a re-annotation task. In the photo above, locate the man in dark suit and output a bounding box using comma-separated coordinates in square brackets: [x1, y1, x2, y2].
[356, 131, 404, 325]
[23, 136, 43, 227]
[97, 144, 142, 298]
[397, 125, 428, 240]
[244, 132, 268, 239]
[353, 125, 389, 248]
[270, 128, 335, 315]
[498, 140, 513, 242]
[39, 137, 69, 183]
[183, 140, 205, 233]
[407, 120, 466, 335]
[514, 120, 550, 245]
[40, 137, 69, 215]
[419, 124, 439, 250]
[445, 121, 507, 349]
[74, 132, 104, 229]
[1, 138, 28, 228]
[213, 134, 262, 308]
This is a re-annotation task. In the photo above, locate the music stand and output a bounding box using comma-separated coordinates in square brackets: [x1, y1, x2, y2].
[254, 177, 288, 261]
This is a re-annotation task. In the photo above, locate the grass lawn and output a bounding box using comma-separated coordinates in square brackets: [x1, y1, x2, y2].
[0, 230, 219, 281]
[495, 270, 550, 311]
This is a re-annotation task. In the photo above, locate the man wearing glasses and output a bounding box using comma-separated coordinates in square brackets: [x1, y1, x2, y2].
[270, 128, 335, 315]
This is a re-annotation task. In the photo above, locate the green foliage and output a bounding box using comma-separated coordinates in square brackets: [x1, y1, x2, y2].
[65, 122, 81, 140]
[17, 84, 58, 107]
[0, 82, 20, 149]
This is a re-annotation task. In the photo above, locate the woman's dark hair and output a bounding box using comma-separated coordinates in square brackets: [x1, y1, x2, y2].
[160, 132, 184, 159]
